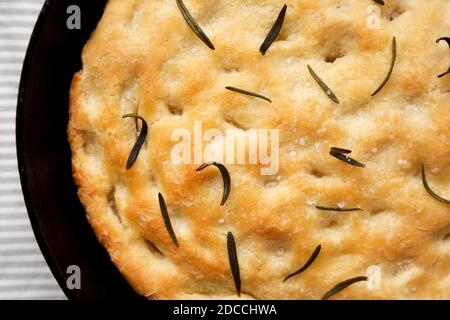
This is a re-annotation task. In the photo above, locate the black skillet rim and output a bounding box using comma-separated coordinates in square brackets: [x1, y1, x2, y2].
[15, 0, 75, 300]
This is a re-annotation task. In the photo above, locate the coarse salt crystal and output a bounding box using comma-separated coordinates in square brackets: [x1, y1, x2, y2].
[314, 143, 321, 152]
[406, 104, 418, 111]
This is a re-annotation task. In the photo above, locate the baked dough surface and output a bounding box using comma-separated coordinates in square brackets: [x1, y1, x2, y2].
[68, 0, 450, 299]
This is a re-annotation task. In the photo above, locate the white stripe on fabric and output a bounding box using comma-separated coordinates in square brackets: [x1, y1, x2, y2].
[0, 255, 46, 262]
[0, 231, 33, 238]
[0, 27, 33, 35]
[0, 219, 31, 227]
[0, 52, 26, 58]
[0, 267, 51, 274]
[0, 111, 16, 118]
[0, 63, 22, 70]
[0, 291, 65, 300]
[0, 99, 16, 106]
[0, 3, 42, 11]
[0, 171, 19, 178]
[0, 183, 21, 190]
[0, 243, 39, 251]
[0, 15, 41, 23]
[0, 210, 28, 216]
[0, 278, 58, 287]
[0, 135, 15, 142]
[0, 123, 15, 130]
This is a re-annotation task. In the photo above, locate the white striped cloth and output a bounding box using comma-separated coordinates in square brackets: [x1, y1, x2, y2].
[0, 0, 65, 299]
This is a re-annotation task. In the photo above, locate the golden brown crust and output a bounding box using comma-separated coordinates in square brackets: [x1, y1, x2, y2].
[68, 0, 450, 299]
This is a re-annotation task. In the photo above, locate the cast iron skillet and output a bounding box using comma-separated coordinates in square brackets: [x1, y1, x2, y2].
[16, 0, 142, 300]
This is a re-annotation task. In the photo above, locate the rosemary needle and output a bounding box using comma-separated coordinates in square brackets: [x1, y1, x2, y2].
[307, 65, 340, 104]
[260, 4, 287, 55]
[176, 0, 215, 50]
[122, 114, 148, 170]
[196, 162, 231, 206]
[225, 86, 272, 103]
[372, 37, 397, 96]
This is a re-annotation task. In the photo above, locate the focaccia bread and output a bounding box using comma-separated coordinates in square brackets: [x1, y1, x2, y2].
[68, 0, 450, 299]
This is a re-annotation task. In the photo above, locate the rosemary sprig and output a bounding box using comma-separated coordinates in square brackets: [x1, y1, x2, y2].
[225, 87, 272, 103]
[437, 37, 450, 46]
[196, 162, 231, 206]
[330, 147, 352, 154]
[158, 193, 179, 247]
[329, 148, 366, 168]
[283, 245, 321, 282]
[122, 114, 148, 170]
[176, 0, 215, 50]
[321, 276, 368, 300]
[421, 164, 450, 204]
[260, 4, 287, 55]
[307, 65, 340, 104]
[227, 232, 241, 296]
[436, 37, 450, 78]
[438, 67, 450, 78]
[316, 206, 363, 212]
[372, 37, 397, 96]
